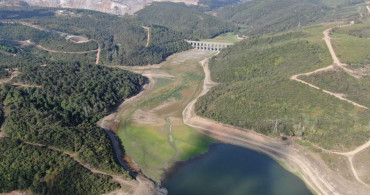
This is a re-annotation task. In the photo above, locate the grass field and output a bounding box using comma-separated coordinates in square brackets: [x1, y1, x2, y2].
[202, 32, 241, 43]
[332, 30, 370, 65]
[116, 49, 217, 182]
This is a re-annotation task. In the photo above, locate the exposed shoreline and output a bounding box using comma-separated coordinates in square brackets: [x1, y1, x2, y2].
[100, 49, 369, 195]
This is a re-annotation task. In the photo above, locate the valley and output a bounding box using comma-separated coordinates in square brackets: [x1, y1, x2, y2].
[1, 1, 370, 195]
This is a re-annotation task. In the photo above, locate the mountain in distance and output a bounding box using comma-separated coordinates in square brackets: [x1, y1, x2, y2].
[0, 0, 199, 15]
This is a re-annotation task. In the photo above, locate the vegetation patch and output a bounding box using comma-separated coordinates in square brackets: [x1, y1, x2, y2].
[136, 2, 237, 39]
[196, 31, 370, 150]
[300, 69, 370, 107]
[0, 138, 120, 195]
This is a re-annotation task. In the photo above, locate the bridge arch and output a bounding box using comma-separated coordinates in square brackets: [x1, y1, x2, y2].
[185, 40, 233, 51]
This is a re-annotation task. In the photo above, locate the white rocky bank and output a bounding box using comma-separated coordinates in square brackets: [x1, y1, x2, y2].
[19, 0, 198, 15]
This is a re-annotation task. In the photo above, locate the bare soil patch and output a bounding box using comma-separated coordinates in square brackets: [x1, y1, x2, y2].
[353, 147, 370, 185]
[68, 36, 90, 43]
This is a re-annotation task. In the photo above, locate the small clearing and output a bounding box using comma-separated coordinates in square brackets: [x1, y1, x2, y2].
[68, 36, 90, 43]
[0, 69, 20, 85]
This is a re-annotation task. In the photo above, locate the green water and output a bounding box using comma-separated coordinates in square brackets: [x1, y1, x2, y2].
[163, 144, 313, 195]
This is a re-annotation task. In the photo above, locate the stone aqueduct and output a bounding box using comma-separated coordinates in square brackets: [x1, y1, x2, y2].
[185, 40, 234, 51]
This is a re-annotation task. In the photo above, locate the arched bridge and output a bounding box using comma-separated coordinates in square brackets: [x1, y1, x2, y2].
[185, 40, 233, 51]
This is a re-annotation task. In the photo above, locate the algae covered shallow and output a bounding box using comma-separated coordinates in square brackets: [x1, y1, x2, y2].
[163, 143, 312, 195]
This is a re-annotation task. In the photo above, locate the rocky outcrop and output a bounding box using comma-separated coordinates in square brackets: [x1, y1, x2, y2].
[2, 0, 198, 15]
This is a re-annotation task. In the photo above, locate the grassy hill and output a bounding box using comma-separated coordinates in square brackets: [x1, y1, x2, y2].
[195, 28, 370, 151]
[214, 0, 366, 36]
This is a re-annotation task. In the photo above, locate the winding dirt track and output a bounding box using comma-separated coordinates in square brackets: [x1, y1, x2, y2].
[16, 140, 166, 195]
[291, 23, 368, 110]
[288, 20, 370, 188]
[20, 141, 135, 189]
[95, 41, 101, 64]
[0, 70, 20, 85]
[0, 50, 16, 56]
[142, 26, 151, 48]
[36, 44, 98, 54]
[0, 21, 102, 65]
[0, 70, 41, 88]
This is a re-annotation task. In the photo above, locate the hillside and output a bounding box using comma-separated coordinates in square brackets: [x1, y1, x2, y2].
[0, 7, 191, 66]
[135, 2, 237, 39]
[214, 0, 367, 35]
[0, 0, 199, 15]
[195, 29, 370, 151]
[0, 6, 151, 194]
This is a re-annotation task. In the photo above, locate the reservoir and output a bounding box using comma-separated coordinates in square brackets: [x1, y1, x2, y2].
[162, 144, 312, 195]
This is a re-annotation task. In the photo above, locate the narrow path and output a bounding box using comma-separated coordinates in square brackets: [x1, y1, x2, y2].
[1, 20, 101, 64]
[36, 44, 98, 54]
[21, 141, 137, 192]
[290, 66, 368, 109]
[95, 41, 101, 64]
[0, 70, 20, 85]
[322, 26, 360, 78]
[11, 83, 41, 88]
[0, 50, 16, 56]
[142, 26, 151, 48]
[290, 23, 368, 110]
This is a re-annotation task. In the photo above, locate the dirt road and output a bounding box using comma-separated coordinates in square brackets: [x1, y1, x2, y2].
[36, 44, 98, 54]
[0, 50, 16, 56]
[307, 138, 370, 187]
[95, 41, 101, 65]
[21, 140, 165, 195]
[290, 23, 368, 110]
[290, 65, 368, 109]
[0, 70, 20, 85]
[1, 21, 101, 65]
[142, 26, 151, 48]
[289, 22, 370, 187]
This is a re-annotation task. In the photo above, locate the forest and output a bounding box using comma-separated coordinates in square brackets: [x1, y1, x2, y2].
[0, 6, 163, 193]
[0, 138, 120, 195]
[2, 62, 144, 172]
[0, 7, 192, 66]
[0, 62, 143, 192]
